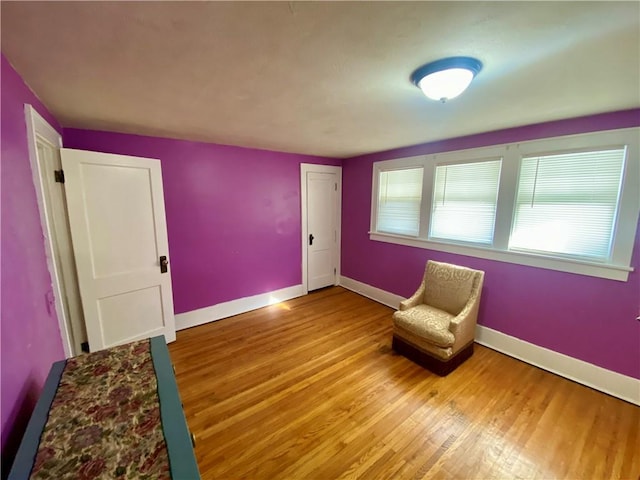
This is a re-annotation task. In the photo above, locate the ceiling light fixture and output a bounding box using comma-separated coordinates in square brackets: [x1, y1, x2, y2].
[411, 57, 482, 103]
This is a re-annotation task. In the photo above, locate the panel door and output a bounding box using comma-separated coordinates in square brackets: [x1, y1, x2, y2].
[307, 172, 338, 291]
[61, 148, 176, 351]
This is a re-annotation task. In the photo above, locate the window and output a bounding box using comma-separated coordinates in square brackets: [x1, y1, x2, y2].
[376, 167, 423, 236]
[369, 128, 639, 281]
[510, 149, 625, 260]
[430, 159, 502, 244]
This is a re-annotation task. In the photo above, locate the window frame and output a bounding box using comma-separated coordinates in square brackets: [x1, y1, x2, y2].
[508, 146, 627, 261]
[369, 128, 639, 281]
[371, 155, 427, 238]
[428, 155, 503, 245]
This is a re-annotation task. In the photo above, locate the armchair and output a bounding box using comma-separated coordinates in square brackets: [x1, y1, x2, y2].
[392, 260, 484, 375]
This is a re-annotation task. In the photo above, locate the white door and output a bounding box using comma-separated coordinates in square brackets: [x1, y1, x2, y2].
[61, 148, 176, 351]
[305, 170, 340, 291]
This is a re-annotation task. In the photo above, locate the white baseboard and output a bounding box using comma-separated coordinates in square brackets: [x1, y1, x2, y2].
[338, 276, 404, 309]
[339, 275, 640, 405]
[175, 284, 305, 331]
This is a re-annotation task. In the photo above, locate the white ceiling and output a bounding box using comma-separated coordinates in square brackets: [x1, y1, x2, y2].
[2, 1, 639, 158]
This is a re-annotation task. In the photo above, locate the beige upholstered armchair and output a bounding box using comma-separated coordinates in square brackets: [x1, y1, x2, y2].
[392, 260, 484, 375]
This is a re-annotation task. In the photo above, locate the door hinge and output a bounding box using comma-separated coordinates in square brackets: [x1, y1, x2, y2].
[54, 170, 65, 184]
[335, 183, 337, 191]
[334, 268, 336, 276]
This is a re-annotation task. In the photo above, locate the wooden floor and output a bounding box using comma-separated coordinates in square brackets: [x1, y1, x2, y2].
[169, 287, 639, 480]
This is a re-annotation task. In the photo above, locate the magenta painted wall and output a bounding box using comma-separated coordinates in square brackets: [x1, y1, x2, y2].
[62, 129, 340, 315]
[1, 55, 65, 466]
[342, 110, 640, 379]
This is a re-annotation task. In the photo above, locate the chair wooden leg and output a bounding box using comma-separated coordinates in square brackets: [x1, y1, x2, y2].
[392, 335, 474, 376]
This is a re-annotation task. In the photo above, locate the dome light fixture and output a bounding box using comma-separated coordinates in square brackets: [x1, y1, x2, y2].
[411, 57, 483, 103]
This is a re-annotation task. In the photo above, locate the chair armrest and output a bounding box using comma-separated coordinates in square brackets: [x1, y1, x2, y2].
[449, 282, 482, 349]
[398, 281, 426, 311]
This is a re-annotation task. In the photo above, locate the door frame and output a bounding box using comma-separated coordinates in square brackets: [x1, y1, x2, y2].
[300, 163, 342, 295]
[24, 104, 73, 358]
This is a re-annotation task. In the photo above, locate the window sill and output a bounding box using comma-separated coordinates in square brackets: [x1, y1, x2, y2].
[368, 232, 633, 282]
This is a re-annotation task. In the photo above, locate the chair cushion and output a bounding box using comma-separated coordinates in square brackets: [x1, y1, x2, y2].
[392, 304, 455, 348]
[424, 261, 476, 315]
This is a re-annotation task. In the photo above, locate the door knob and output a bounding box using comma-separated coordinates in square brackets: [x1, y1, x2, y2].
[309, 234, 314, 246]
[160, 255, 168, 273]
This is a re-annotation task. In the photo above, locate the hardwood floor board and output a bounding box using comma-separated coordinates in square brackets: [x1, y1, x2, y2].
[332, 436, 392, 480]
[495, 374, 556, 477]
[507, 378, 565, 477]
[325, 400, 435, 470]
[193, 332, 390, 439]
[536, 378, 581, 475]
[358, 397, 471, 480]
[211, 353, 411, 478]
[352, 446, 398, 479]
[178, 309, 386, 399]
[581, 393, 637, 479]
[441, 424, 502, 478]
[554, 386, 597, 476]
[421, 357, 534, 477]
[201, 342, 413, 474]
[423, 403, 497, 478]
[190, 313, 388, 404]
[484, 405, 549, 479]
[169, 287, 640, 479]
[274, 371, 440, 479]
[620, 416, 640, 478]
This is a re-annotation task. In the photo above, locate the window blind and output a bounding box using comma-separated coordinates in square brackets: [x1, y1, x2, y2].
[377, 167, 423, 236]
[429, 159, 502, 244]
[509, 148, 626, 259]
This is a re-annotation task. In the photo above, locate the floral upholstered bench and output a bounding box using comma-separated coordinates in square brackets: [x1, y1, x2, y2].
[9, 336, 199, 479]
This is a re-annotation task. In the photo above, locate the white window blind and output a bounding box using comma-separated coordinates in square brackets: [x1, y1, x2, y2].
[509, 148, 626, 259]
[429, 159, 502, 244]
[377, 167, 423, 236]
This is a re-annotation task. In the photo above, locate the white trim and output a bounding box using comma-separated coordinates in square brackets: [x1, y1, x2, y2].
[175, 284, 305, 330]
[339, 275, 640, 405]
[300, 163, 342, 294]
[24, 104, 73, 358]
[369, 232, 632, 281]
[370, 155, 426, 236]
[369, 128, 640, 282]
[338, 276, 404, 309]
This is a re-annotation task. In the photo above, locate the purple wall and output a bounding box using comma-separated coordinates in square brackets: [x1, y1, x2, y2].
[63, 129, 340, 315]
[342, 109, 640, 379]
[1, 55, 65, 467]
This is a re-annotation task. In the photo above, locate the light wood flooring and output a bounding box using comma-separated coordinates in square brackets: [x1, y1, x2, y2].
[169, 287, 639, 479]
